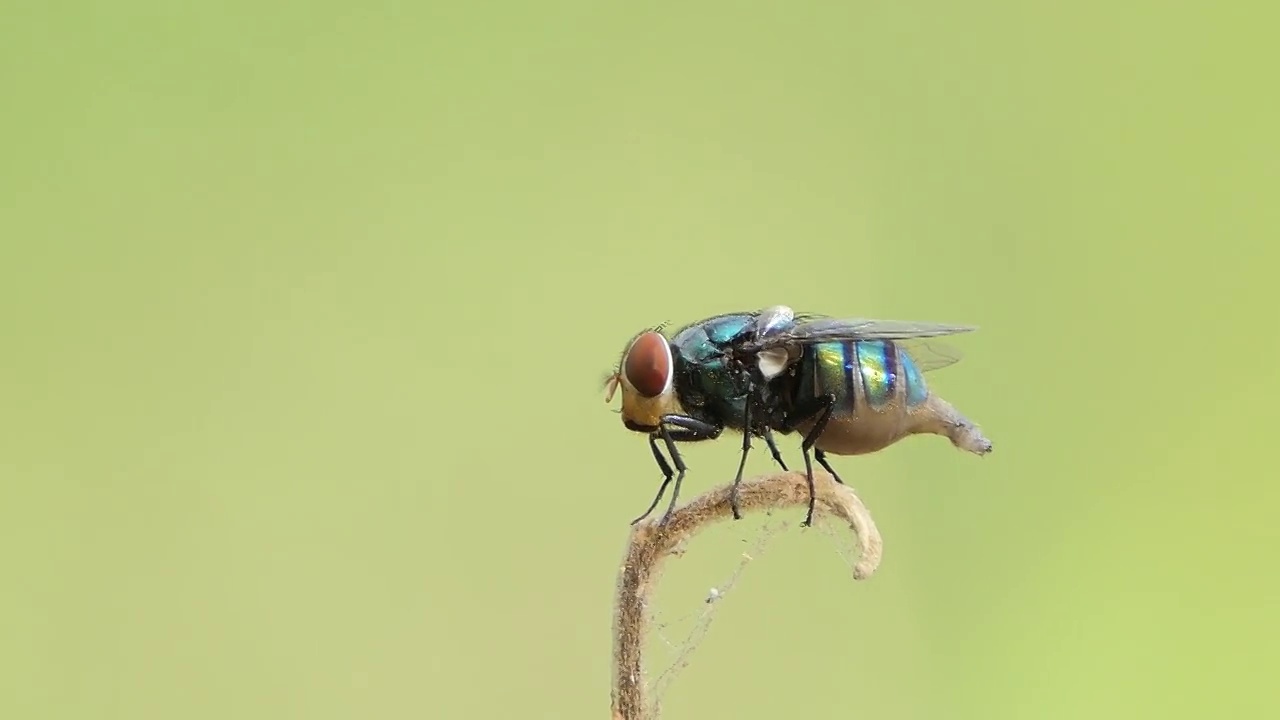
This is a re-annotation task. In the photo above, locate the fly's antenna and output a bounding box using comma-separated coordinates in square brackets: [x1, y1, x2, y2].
[603, 372, 621, 403]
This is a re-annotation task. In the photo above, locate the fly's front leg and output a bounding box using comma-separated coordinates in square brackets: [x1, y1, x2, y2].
[780, 393, 837, 527]
[631, 436, 676, 525]
[655, 415, 723, 526]
[631, 414, 723, 526]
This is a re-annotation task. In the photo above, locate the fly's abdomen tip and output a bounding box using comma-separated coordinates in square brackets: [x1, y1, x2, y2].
[968, 432, 993, 456]
[950, 420, 993, 456]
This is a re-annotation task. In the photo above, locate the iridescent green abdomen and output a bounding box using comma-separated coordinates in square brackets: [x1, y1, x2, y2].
[900, 345, 929, 406]
[795, 341, 854, 411]
[795, 339, 931, 416]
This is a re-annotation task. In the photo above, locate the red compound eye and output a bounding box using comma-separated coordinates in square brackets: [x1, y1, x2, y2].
[623, 332, 671, 398]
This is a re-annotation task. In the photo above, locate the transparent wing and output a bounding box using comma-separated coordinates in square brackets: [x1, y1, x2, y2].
[740, 317, 977, 372]
[750, 305, 797, 338]
[743, 317, 977, 347]
[892, 338, 966, 372]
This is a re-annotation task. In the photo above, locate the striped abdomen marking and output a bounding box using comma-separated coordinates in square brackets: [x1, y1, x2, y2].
[798, 340, 930, 414]
[855, 340, 896, 409]
[900, 345, 929, 407]
[793, 338, 855, 407]
[854, 340, 930, 410]
[796, 341, 859, 418]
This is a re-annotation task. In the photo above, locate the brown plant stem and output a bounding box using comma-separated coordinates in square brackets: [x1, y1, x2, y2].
[610, 470, 883, 720]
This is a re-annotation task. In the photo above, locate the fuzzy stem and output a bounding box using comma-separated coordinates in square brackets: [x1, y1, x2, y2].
[610, 470, 883, 720]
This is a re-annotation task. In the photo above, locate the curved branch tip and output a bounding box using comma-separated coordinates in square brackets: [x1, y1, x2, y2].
[610, 470, 882, 719]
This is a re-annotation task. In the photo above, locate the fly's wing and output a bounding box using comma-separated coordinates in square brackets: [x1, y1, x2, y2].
[750, 305, 797, 337]
[892, 338, 966, 372]
[741, 317, 977, 373]
[744, 317, 978, 346]
[750, 305, 806, 378]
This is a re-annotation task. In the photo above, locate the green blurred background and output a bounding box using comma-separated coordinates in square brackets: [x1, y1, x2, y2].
[3, 2, 1276, 718]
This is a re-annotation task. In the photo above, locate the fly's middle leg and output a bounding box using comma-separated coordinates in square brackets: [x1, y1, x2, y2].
[762, 428, 788, 472]
[728, 401, 754, 521]
[729, 403, 790, 520]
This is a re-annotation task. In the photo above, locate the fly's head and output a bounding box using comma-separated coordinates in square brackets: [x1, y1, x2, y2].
[605, 326, 679, 433]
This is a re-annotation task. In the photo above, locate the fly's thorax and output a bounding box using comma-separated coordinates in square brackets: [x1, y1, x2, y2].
[668, 313, 753, 370]
[680, 354, 759, 431]
[613, 329, 682, 432]
[667, 317, 758, 432]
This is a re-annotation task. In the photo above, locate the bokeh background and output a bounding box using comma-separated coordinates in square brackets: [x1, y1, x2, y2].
[3, 2, 1276, 718]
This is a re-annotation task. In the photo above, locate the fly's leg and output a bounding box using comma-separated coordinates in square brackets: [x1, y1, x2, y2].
[753, 370, 789, 470]
[798, 396, 837, 526]
[728, 401, 754, 521]
[814, 449, 844, 485]
[631, 436, 676, 525]
[730, 404, 789, 520]
[655, 415, 723, 526]
[631, 414, 723, 526]
[763, 428, 788, 471]
[780, 393, 837, 527]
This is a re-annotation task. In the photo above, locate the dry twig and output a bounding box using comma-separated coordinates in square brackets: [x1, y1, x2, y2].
[610, 470, 883, 720]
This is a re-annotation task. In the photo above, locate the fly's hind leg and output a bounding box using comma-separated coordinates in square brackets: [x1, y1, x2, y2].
[814, 449, 844, 485]
[780, 393, 837, 527]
